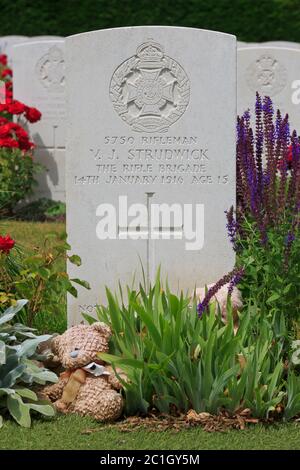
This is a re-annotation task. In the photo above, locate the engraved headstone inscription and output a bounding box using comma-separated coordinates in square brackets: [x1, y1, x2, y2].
[66, 27, 236, 325]
[12, 40, 66, 201]
[238, 47, 300, 133]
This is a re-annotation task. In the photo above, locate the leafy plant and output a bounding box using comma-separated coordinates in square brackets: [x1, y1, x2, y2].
[0, 148, 41, 217]
[0, 54, 43, 216]
[284, 371, 300, 420]
[84, 273, 291, 419]
[45, 200, 66, 220]
[0, 299, 57, 427]
[14, 198, 66, 222]
[223, 94, 300, 327]
[226, 310, 286, 417]
[0, 231, 90, 327]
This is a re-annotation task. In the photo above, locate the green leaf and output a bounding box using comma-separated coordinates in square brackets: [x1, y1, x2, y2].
[7, 394, 31, 428]
[268, 361, 283, 400]
[71, 278, 91, 290]
[266, 293, 281, 304]
[82, 313, 97, 324]
[29, 402, 55, 417]
[67, 285, 78, 297]
[0, 299, 28, 325]
[2, 364, 26, 388]
[15, 388, 37, 401]
[98, 352, 144, 369]
[132, 302, 162, 348]
[0, 388, 16, 397]
[283, 283, 293, 295]
[0, 340, 6, 365]
[68, 255, 82, 266]
[37, 267, 51, 279]
[17, 335, 52, 358]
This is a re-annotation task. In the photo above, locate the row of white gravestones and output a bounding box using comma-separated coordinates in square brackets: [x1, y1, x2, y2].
[6, 28, 300, 325]
[12, 40, 66, 201]
[237, 44, 300, 133]
[8, 34, 300, 207]
[65, 26, 236, 325]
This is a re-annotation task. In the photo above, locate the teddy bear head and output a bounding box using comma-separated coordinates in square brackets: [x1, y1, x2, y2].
[51, 322, 111, 369]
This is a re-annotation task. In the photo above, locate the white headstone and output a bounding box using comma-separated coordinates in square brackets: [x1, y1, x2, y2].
[66, 27, 236, 324]
[0, 36, 29, 62]
[238, 46, 300, 133]
[238, 41, 300, 50]
[31, 36, 64, 41]
[12, 40, 66, 201]
[262, 41, 300, 49]
[237, 41, 259, 48]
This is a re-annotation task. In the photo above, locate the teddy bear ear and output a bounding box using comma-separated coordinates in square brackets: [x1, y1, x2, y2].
[91, 322, 111, 339]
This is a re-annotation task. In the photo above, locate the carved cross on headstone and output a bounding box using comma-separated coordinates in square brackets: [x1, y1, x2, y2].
[118, 192, 184, 287]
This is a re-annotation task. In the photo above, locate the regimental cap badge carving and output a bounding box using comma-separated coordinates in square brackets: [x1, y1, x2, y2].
[110, 40, 190, 133]
[246, 54, 287, 97]
[36, 45, 65, 92]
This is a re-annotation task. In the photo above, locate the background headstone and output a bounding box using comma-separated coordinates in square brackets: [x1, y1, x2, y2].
[66, 26, 236, 325]
[0, 36, 29, 62]
[237, 41, 300, 49]
[31, 36, 64, 41]
[12, 40, 66, 201]
[237, 41, 259, 48]
[238, 46, 300, 133]
[262, 41, 300, 49]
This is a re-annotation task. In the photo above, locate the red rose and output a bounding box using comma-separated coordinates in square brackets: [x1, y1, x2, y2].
[0, 234, 15, 253]
[0, 137, 19, 148]
[0, 54, 7, 66]
[0, 117, 8, 125]
[14, 125, 29, 139]
[7, 100, 26, 115]
[18, 136, 34, 151]
[5, 90, 13, 101]
[0, 123, 12, 138]
[5, 80, 12, 90]
[1, 68, 12, 78]
[25, 106, 41, 123]
[0, 103, 8, 112]
[0, 122, 22, 136]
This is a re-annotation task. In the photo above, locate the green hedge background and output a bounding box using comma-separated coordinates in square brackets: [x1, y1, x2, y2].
[0, 0, 300, 41]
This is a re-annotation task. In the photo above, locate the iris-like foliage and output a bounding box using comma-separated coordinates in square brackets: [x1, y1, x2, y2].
[83, 273, 300, 419]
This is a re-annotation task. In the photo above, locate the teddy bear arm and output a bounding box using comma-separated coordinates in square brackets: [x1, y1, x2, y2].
[41, 376, 68, 402]
[106, 366, 126, 390]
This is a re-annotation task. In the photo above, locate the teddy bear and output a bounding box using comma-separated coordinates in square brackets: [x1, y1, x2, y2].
[41, 322, 124, 422]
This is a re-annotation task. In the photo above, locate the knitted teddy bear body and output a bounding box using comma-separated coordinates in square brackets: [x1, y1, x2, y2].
[42, 322, 123, 422]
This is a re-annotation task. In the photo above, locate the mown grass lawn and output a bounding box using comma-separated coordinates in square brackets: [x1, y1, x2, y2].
[1, 220, 300, 450]
[0, 415, 300, 450]
[0, 219, 66, 256]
